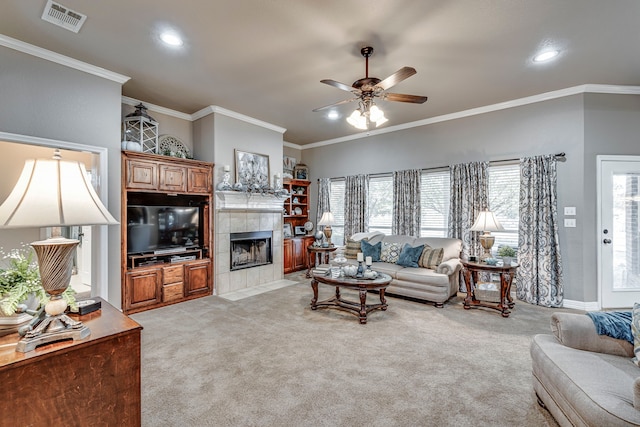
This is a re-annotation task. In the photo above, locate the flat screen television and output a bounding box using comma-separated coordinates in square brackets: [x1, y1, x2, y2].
[127, 205, 201, 255]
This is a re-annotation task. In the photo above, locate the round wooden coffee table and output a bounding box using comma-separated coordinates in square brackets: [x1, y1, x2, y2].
[310, 271, 392, 324]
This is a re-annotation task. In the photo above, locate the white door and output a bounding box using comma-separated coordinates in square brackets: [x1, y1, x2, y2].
[598, 155, 640, 309]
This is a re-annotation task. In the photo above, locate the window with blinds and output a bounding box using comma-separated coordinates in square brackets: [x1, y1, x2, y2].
[420, 170, 450, 237]
[329, 179, 345, 245]
[368, 175, 393, 235]
[488, 163, 520, 250]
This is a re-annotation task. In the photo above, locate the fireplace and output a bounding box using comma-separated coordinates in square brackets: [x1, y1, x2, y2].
[230, 231, 273, 271]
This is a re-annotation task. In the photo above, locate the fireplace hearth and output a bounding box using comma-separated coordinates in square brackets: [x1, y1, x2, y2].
[230, 231, 273, 271]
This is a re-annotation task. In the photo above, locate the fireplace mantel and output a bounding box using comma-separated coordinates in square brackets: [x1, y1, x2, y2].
[215, 191, 288, 211]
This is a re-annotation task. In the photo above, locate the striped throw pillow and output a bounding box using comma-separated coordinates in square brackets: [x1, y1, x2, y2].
[344, 238, 362, 259]
[419, 246, 444, 269]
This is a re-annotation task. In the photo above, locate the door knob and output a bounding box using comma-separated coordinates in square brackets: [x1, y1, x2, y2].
[603, 239, 612, 244]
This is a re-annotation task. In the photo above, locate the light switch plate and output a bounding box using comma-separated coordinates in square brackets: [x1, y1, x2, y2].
[564, 207, 576, 216]
[564, 218, 576, 227]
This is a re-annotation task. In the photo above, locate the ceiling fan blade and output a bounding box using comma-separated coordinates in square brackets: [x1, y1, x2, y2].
[320, 79, 361, 94]
[375, 67, 417, 91]
[312, 97, 359, 112]
[384, 92, 428, 104]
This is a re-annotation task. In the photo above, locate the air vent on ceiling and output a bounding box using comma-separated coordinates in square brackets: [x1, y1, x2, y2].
[41, 0, 87, 33]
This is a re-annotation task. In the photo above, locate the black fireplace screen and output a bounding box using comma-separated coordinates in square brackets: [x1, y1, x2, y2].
[230, 231, 273, 271]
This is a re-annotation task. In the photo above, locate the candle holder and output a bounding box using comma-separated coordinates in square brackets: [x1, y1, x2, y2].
[365, 259, 372, 272]
[356, 261, 364, 278]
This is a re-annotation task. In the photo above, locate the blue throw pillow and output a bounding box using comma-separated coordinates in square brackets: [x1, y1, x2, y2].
[396, 244, 425, 268]
[360, 240, 381, 262]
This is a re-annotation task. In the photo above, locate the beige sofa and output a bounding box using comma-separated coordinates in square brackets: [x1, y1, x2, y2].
[531, 312, 640, 426]
[345, 233, 463, 307]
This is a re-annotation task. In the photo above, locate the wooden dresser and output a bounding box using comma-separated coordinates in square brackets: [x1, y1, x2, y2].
[0, 298, 142, 427]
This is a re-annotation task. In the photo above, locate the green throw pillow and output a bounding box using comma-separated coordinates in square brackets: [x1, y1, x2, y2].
[380, 242, 402, 264]
[633, 302, 640, 366]
[344, 238, 362, 259]
[360, 240, 381, 262]
[419, 246, 444, 269]
[396, 244, 424, 268]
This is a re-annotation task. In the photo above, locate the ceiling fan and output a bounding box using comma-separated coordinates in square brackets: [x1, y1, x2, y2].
[313, 46, 428, 129]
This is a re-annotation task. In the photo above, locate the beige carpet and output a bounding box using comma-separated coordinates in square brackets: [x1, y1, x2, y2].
[131, 275, 574, 426]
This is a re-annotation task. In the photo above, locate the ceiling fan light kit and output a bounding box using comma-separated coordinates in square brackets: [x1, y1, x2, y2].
[314, 46, 427, 130]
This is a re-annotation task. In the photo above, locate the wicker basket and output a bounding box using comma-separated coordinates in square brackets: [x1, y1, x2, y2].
[474, 282, 501, 303]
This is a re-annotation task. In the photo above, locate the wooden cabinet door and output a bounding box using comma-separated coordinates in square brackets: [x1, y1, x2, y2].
[188, 167, 212, 193]
[185, 260, 211, 296]
[283, 239, 293, 274]
[126, 159, 158, 190]
[125, 268, 161, 311]
[159, 164, 187, 192]
[292, 238, 306, 271]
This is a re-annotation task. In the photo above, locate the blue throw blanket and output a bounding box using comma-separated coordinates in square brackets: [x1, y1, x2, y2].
[586, 311, 633, 344]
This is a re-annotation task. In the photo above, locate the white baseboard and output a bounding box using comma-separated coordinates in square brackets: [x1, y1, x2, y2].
[562, 299, 600, 312]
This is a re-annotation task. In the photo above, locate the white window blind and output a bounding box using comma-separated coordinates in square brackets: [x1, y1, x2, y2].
[329, 180, 345, 245]
[488, 164, 520, 250]
[368, 175, 393, 235]
[420, 170, 450, 237]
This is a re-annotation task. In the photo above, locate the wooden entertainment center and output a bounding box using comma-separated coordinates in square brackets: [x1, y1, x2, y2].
[121, 151, 214, 314]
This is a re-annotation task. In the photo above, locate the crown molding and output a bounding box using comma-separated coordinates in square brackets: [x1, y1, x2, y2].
[192, 105, 286, 134]
[0, 34, 130, 84]
[302, 84, 640, 150]
[121, 96, 192, 121]
[283, 141, 302, 150]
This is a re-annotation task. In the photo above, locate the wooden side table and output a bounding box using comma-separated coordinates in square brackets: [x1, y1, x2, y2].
[462, 261, 519, 317]
[0, 297, 143, 426]
[306, 245, 337, 277]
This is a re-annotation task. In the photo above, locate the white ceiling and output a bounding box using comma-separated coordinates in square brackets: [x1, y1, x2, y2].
[1, 0, 639, 145]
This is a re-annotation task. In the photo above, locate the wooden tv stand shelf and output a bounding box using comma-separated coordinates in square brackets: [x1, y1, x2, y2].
[121, 151, 214, 314]
[0, 297, 142, 426]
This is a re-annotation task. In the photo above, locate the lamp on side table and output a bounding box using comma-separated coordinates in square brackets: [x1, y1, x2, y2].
[0, 150, 118, 352]
[469, 210, 504, 261]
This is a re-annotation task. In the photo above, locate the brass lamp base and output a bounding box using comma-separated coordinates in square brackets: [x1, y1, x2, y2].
[16, 320, 89, 352]
[479, 233, 495, 261]
[323, 225, 333, 247]
[15, 236, 90, 353]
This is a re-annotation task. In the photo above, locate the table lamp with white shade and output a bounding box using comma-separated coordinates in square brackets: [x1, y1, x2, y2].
[469, 210, 504, 261]
[0, 150, 118, 352]
[317, 211, 335, 247]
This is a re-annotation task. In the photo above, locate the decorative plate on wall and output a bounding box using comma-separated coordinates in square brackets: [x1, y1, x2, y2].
[159, 135, 191, 159]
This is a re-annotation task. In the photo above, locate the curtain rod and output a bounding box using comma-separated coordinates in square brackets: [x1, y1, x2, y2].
[319, 152, 566, 182]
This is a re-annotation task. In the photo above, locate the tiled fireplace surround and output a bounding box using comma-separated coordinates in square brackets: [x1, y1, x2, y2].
[214, 192, 286, 295]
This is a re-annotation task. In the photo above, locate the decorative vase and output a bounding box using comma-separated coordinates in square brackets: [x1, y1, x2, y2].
[503, 257, 513, 266]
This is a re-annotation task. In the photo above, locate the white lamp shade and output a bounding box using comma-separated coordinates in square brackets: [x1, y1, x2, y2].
[0, 157, 118, 228]
[469, 210, 504, 232]
[318, 211, 335, 226]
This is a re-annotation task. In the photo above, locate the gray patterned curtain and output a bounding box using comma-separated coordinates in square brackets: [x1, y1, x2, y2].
[448, 161, 489, 260]
[516, 155, 563, 307]
[392, 169, 421, 236]
[344, 174, 369, 240]
[316, 178, 331, 227]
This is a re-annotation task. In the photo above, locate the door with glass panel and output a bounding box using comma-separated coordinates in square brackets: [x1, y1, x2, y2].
[598, 155, 640, 309]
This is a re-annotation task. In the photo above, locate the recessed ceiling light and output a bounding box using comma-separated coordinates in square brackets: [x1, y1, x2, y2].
[160, 32, 183, 47]
[327, 110, 339, 120]
[533, 49, 559, 62]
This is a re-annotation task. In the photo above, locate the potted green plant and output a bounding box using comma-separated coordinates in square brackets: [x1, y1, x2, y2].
[497, 245, 516, 266]
[0, 246, 76, 316]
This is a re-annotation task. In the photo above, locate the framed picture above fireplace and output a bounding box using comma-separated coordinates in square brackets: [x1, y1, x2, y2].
[235, 150, 269, 187]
